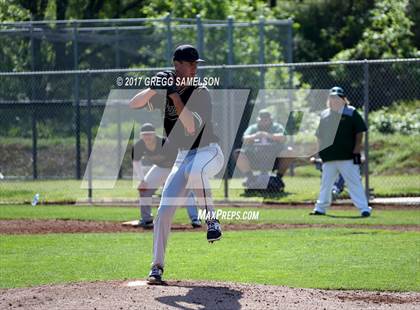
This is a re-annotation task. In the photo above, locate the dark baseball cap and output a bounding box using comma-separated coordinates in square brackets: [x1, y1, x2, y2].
[173, 44, 205, 62]
[140, 123, 155, 134]
[329, 86, 345, 97]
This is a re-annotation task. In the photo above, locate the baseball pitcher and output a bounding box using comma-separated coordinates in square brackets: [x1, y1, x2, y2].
[129, 45, 224, 284]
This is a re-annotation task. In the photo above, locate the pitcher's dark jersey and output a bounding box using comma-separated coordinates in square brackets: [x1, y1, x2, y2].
[149, 73, 218, 150]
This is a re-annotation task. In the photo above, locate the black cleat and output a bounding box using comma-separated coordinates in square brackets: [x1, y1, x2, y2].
[309, 210, 326, 216]
[206, 219, 222, 243]
[147, 265, 164, 285]
[361, 211, 371, 217]
[136, 220, 153, 229]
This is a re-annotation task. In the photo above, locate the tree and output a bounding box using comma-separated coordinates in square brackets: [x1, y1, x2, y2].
[407, 0, 420, 50]
[333, 0, 418, 60]
[271, 0, 376, 62]
[330, 0, 420, 109]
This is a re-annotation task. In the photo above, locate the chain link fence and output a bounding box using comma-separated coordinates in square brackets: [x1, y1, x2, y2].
[0, 16, 292, 71]
[0, 58, 419, 203]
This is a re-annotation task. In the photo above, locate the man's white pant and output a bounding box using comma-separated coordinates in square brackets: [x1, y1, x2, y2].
[314, 160, 371, 215]
[140, 165, 199, 222]
[152, 143, 224, 268]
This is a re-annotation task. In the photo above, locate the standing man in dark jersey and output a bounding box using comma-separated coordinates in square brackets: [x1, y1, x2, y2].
[311, 86, 372, 217]
[129, 45, 224, 284]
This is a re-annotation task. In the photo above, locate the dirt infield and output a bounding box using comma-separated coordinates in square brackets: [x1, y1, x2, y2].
[1, 219, 419, 235]
[1, 280, 419, 310]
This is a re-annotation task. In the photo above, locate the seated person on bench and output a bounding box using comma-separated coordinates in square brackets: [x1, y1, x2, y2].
[234, 109, 294, 191]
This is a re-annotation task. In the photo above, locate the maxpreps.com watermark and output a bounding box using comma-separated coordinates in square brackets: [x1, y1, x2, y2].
[198, 209, 260, 221]
[116, 75, 220, 87]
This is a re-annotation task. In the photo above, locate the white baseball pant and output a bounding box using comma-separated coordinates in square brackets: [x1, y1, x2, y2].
[314, 160, 371, 215]
[152, 143, 224, 268]
[139, 165, 199, 222]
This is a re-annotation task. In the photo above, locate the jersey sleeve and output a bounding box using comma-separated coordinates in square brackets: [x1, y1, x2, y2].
[243, 124, 257, 136]
[148, 89, 166, 111]
[272, 123, 285, 134]
[316, 109, 330, 138]
[132, 141, 145, 161]
[315, 123, 321, 138]
[187, 87, 212, 132]
[352, 109, 368, 133]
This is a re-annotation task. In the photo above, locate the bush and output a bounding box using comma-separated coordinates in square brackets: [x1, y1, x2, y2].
[369, 132, 420, 175]
[369, 100, 420, 135]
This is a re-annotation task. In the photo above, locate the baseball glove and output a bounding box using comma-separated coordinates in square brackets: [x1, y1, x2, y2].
[150, 71, 177, 95]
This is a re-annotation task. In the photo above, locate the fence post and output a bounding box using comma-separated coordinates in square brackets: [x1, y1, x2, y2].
[227, 17, 234, 67]
[286, 19, 293, 64]
[73, 21, 81, 179]
[117, 98, 122, 179]
[30, 21, 38, 179]
[165, 14, 173, 66]
[363, 60, 370, 201]
[196, 15, 204, 79]
[222, 64, 232, 200]
[114, 26, 121, 68]
[287, 67, 295, 177]
[114, 27, 122, 179]
[258, 16, 265, 91]
[287, 21, 295, 176]
[224, 16, 234, 199]
[87, 71, 93, 202]
[196, 15, 204, 59]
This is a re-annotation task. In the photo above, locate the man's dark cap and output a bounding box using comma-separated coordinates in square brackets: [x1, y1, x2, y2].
[140, 123, 155, 133]
[329, 86, 345, 97]
[173, 44, 205, 62]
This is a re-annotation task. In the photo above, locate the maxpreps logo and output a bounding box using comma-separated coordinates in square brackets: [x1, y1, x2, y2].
[198, 209, 260, 221]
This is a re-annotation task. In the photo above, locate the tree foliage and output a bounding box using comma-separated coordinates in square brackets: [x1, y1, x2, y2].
[0, 0, 419, 141]
[1, 0, 418, 70]
[333, 0, 419, 60]
[276, 0, 376, 62]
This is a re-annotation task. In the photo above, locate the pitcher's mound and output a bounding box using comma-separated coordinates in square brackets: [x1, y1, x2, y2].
[1, 280, 419, 309]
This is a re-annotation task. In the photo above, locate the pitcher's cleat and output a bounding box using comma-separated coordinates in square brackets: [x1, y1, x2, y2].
[361, 207, 372, 217]
[147, 265, 164, 285]
[361, 211, 371, 217]
[206, 219, 222, 243]
[191, 219, 202, 228]
[309, 210, 326, 216]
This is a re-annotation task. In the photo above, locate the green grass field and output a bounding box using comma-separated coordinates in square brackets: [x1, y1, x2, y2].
[1, 204, 419, 226]
[1, 169, 419, 204]
[1, 204, 419, 291]
[1, 229, 419, 291]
